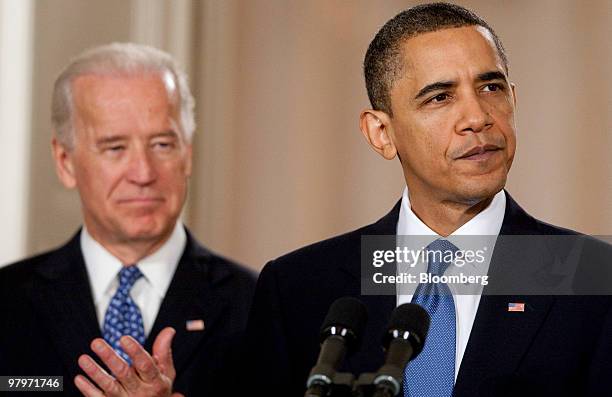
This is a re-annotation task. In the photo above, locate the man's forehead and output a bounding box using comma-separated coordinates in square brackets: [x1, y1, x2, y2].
[399, 25, 505, 84]
[69, 72, 184, 142]
[71, 72, 179, 117]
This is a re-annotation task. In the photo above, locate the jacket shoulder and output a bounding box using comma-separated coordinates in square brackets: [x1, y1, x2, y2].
[207, 249, 258, 287]
[0, 247, 66, 289]
[263, 201, 400, 279]
[185, 230, 258, 291]
[271, 225, 367, 270]
[502, 192, 582, 236]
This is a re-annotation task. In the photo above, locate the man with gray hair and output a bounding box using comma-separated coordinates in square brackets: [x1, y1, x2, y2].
[0, 43, 255, 396]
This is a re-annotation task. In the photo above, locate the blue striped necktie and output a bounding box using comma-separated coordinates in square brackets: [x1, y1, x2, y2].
[404, 239, 458, 397]
[102, 265, 146, 364]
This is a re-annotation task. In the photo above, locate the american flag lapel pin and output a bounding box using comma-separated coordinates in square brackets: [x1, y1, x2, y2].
[507, 302, 525, 312]
[186, 319, 205, 331]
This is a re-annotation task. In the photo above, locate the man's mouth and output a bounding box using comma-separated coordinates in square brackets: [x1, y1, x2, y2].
[457, 144, 502, 161]
[117, 197, 164, 204]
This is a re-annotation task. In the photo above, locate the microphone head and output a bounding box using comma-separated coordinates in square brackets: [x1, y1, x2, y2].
[320, 296, 368, 352]
[383, 303, 430, 359]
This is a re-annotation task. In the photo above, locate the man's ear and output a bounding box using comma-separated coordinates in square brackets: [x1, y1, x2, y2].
[510, 82, 517, 108]
[52, 137, 77, 189]
[359, 109, 397, 160]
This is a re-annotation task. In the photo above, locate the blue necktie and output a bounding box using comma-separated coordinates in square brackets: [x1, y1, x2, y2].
[102, 266, 146, 364]
[404, 239, 458, 397]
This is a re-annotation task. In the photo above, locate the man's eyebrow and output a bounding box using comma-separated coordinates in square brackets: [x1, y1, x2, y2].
[413, 71, 508, 101]
[96, 135, 126, 145]
[95, 131, 179, 145]
[150, 130, 179, 139]
[414, 81, 455, 100]
[476, 71, 507, 82]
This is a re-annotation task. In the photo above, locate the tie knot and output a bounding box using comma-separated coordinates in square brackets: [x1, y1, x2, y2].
[118, 265, 143, 290]
[425, 239, 459, 276]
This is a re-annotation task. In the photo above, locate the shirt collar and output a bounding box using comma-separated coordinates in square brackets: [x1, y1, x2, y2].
[397, 186, 506, 239]
[81, 222, 187, 305]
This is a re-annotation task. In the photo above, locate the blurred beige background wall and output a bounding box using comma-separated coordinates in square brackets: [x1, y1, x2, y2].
[1, 0, 610, 270]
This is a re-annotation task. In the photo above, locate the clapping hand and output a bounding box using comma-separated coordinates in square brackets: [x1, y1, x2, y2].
[74, 327, 184, 397]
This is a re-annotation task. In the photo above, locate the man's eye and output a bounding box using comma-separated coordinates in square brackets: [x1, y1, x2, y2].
[153, 141, 175, 150]
[428, 93, 450, 103]
[107, 145, 125, 152]
[482, 83, 503, 92]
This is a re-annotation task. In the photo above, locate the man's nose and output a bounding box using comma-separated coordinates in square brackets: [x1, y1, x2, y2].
[126, 149, 157, 185]
[455, 94, 492, 134]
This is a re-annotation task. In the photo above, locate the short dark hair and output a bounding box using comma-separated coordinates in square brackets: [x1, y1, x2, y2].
[364, 2, 508, 116]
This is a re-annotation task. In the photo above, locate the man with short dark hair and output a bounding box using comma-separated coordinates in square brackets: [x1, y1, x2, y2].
[0, 43, 256, 397]
[245, 3, 612, 396]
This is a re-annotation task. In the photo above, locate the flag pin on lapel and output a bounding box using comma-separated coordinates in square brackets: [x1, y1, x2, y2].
[508, 302, 525, 312]
[186, 319, 205, 331]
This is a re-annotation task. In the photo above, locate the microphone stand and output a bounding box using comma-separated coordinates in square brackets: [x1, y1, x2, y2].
[305, 372, 355, 397]
[307, 371, 401, 397]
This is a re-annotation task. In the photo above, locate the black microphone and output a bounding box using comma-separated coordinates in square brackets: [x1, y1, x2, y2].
[373, 303, 430, 397]
[305, 296, 368, 397]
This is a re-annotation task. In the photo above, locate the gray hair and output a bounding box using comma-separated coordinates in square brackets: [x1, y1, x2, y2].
[51, 42, 195, 148]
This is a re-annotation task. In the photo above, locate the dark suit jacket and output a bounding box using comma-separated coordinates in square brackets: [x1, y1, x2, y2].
[245, 192, 612, 396]
[0, 228, 256, 396]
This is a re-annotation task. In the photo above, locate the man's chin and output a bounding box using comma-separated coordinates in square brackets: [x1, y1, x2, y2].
[118, 221, 168, 243]
[451, 177, 506, 205]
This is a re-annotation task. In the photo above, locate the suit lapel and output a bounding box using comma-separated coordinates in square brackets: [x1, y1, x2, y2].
[31, 232, 101, 377]
[146, 232, 232, 377]
[340, 200, 401, 279]
[341, 202, 400, 372]
[454, 294, 554, 396]
[454, 192, 555, 396]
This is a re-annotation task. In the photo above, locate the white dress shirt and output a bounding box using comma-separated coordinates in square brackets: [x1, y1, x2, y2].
[81, 222, 186, 336]
[396, 187, 506, 380]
